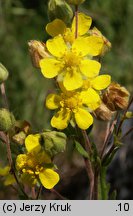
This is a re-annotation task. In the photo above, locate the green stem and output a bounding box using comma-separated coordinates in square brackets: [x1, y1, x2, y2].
[100, 168, 107, 200]
[93, 168, 99, 200]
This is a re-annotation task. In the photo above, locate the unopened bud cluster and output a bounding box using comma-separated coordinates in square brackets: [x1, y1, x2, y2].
[0, 108, 16, 132]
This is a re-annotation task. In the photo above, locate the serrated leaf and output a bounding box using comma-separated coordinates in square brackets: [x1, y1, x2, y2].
[74, 141, 89, 159]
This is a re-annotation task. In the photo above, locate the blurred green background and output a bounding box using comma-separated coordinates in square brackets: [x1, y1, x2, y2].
[0, 0, 133, 130]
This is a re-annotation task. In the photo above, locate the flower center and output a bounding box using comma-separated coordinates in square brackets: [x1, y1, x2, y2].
[60, 93, 82, 111]
[64, 51, 81, 68]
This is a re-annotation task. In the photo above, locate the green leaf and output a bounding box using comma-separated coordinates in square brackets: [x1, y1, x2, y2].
[102, 146, 120, 166]
[74, 141, 89, 159]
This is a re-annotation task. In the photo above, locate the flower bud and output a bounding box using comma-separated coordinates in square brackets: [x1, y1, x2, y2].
[0, 108, 16, 132]
[89, 27, 111, 56]
[41, 130, 67, 157]
[94, 103, 114, 121]
[125, 111, 133, 119]
[12, 120, 31, 145]
[65, 0, 85, 5]
[0, 63, 9, 84]
[102, 82, 130, 111]
[48, 0, 73, 25]
[28, 40, 49, 68]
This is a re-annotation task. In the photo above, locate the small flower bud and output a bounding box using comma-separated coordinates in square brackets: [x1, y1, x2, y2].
[48, 0, 73, 25]
[102, 82, 130, 111]
[125, 111, 133, 119]
[0, 63, 9, 84]
[94, 103, 114, 121]
[89, 27, 111, 56]
[41, 130, 67, 157]
[0, 108, 16, 132]
[65, 0, 85, 5]
[28, 40, 49, 68]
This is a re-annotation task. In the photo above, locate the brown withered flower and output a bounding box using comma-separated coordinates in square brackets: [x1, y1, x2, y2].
[102, 82, 130, 111]
[94, 103, 114, 121]
[28, 40, 50, 68]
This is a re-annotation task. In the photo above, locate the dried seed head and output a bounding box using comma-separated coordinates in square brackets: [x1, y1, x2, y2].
[94, 103, 114, 121]
[102, 82, 130, 111]
[28, 40, 49, 68]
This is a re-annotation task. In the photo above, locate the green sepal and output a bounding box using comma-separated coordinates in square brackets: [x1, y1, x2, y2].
[41, 130, 67, 157]
[74, 140, 89, 159]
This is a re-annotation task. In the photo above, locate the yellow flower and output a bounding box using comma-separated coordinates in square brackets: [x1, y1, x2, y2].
[46, 89, 101, 130]
[0, 165, 15, 186]
[46, 12, 92, 43]
[16, 134, 59, 189]
[40, 34, 103, 91]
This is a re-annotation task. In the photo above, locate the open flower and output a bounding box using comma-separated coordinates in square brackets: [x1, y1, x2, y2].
[40, 34, 103, 91]
[46, 88, 101, 130]
[16, 134, 59, 189]
[46, 12, 93, 43]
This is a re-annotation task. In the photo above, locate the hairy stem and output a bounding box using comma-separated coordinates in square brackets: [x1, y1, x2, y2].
[81, 130, 94, 199]
[81, 130, 92, 155]
[50, 189, 67, 200]
[0, 83, 9, 109]
[0, 82, 28, 199]
[75, 5, 78, 38]
[84, 158, 94, 199]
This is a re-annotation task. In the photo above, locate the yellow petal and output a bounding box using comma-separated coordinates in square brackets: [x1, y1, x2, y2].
[72, 37, 91, 56]
[46, 35, 67, 57]
[40, 58, 61, 78]
[63, 69, 83, 90]
[80, 88, 101, 110]
[25, 134, 41, 153]
[86, 36, 104, 56]
[16, 154, 27, 170]
[74, 108, 93, 129]
[46, 19, 66, 37]
[46, 94, 61, 110]
[0, 166, 10, 176]
[72, 12, 92, 36]
[80, 59, 101, 77]
[92, 75, 111, 90]
[39, 168, 59, 189]
[51, 108, 71, 130]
